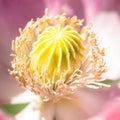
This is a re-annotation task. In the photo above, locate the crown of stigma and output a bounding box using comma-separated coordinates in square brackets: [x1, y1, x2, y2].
[10, 10, 107, 101]
[30, 24, 85, 82]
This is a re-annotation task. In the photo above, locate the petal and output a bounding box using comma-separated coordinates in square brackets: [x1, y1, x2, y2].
[44, 0, 67, 15]
[12, 91, 40, 120]
[81, 0, 103, 22]
[103, 99, 120, 120]
[40, 101, 55, 120]
[0, 110, 15, 120]
[0, 0, 45, 35]
[15, 103, 40, 120]
[56, 97, 88, 120]
[93, 11, 120, 79]
[0, 0, 45, 104]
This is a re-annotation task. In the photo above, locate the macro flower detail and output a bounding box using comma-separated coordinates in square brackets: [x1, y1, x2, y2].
[10, 10, 107, 102]
[30, 24, 85, 83]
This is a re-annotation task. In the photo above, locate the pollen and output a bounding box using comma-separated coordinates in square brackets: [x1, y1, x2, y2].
[9, 10, 107, 102]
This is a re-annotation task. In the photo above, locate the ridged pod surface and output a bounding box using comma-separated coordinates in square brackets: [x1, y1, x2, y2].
[30, 24, 85, 81]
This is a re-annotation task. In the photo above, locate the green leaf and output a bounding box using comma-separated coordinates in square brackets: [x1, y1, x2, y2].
[87, 79, 120, 89]
[101, 79, 120, 85]
[0, 102, 29, 116]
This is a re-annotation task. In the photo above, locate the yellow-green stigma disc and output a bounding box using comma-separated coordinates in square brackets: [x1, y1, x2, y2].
[30, 24, 85, 82]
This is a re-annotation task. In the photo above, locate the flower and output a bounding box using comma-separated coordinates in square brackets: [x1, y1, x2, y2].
[9, 9, 108, 119]
[1, 0, 120, 120]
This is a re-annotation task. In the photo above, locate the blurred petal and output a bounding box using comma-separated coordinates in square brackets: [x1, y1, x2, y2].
[44, 0, 67, 15]
[40, 101, 55, 120]
[11, 91, 40, 120]
[44, 0, 74, 16]
[15, 103, 40, 120]
[81, 0, 120, 23]
[64, 0, 85, 18]
[0, 110, 15, 120]
[89, 99, 120, 120]
[0, 0, 45, 103]
[93, 11, 120, 79]
[56, 96, 89, 120]
[55, 89, 107, 120]
[81, 0, 103, 22]
[0, 0, 45, 35]
[103, 99, 120, 120]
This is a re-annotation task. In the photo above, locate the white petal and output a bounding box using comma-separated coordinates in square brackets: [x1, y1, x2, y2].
[15, 103, 40, 120]
[93, 11, 120, 79]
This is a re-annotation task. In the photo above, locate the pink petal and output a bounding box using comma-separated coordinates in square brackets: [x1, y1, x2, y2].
[44, 0, 68, 15]
[0, 0, 45, 103]
[81, 0, 120, 23]
[0, 110, 15, 120]
[103, 100, 120, 120]
[0, 0, 45, 36]
[81, 0, 103, 22]
[56, 98, 88, 120]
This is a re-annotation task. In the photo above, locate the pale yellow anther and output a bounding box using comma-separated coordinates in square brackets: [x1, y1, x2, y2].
[10, 10, 107, 101]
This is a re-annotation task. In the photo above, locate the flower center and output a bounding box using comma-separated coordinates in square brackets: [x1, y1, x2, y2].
[30, 24, 85, 82]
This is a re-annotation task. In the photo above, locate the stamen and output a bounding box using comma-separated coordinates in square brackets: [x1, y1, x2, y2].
[10, 10, 107, 102]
